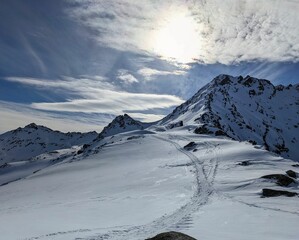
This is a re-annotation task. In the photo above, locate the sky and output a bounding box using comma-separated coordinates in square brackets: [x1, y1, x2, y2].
[0, 0, 298, 133]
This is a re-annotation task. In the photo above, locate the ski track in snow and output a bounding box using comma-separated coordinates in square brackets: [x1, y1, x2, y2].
[172, 135, 299, 217]
[73, 134, 219, 240]
[21, 134, 299, 240]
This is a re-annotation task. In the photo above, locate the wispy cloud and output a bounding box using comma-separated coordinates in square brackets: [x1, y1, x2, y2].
[137, 68, 186, 81]
[3, 76, 184, 122]
[31, 94, 183, 115]
[66, 0, 299, 64]
[0, 101, 108, 133]
[117, 69, 139, 84]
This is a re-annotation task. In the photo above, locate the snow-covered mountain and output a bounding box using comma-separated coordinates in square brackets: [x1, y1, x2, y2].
[160, 74, 299, 160]
[97, 114, 152, 139]
[0, 123, 98, 163]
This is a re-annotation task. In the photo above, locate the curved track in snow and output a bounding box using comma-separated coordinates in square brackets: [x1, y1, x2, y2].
[80, 134, 219, 240]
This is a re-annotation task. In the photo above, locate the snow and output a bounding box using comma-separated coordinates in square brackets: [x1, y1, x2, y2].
[98, 114, 153, 139]
[0, 123, 98, 163]
[159, 75, 299, 161]
[0, 128, 298, 240]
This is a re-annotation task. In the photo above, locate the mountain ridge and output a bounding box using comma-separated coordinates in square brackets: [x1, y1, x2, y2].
[1, 74, 298, 162]
[159, 74, 299, 160]
[0, 123, 98, 163]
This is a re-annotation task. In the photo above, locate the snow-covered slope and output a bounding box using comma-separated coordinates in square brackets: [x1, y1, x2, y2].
[97, 114, 152, 139]
[160, 75, 299, 160]
[0, 123, 98, 163]
[0, 128, 298, 240]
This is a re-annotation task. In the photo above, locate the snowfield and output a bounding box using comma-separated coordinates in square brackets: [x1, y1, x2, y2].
[0, 128, 298, 240]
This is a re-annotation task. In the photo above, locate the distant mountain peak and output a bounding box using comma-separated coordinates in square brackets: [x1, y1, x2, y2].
[0, 124, 98, 163]
[24, 123, 39, 129]
[97, 114, 149, 139]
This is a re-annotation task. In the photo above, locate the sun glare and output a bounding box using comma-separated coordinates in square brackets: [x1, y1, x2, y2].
[151, 11, 201, 63]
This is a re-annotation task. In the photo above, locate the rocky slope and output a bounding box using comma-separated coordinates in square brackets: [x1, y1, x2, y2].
[159, 74, 299, 160]
[97, 114, 152, 139]
[0, 123, 98, 163]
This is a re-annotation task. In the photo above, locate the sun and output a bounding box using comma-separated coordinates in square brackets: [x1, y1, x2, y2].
[150, 11, 201, 63]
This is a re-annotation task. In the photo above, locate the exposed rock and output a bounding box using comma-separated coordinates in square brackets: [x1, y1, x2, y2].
[248, 140, 257, 145]
[261, 174, 295, 187]
[97, 114, 151, 140]
[194, 125, 212, 134]
[219, 75, 232, 85]
[215, 130, 226, 136]
[0, 163, 10, 169]
[146, 231, 196, 240]
[127, 135, 143, 140]
[286, 170, 297, 179]
[82, 144, 91, 149]
[183, 142, 197, 150]
[262, 188, 298, 198]
[25, 123, 39, 130]
[167, 121, 183, 129]
[238, 161, 251, 166]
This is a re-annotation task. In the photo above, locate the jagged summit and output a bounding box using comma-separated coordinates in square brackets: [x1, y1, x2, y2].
[160, 74, 299, 160]
[98, 113, 151, 139]
[93, 74, 298, 160]
[25, 123, 39, 129]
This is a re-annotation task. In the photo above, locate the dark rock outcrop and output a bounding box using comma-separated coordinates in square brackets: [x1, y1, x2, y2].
[194, 125, 212, 134]
[286, 170, 297, 179]
[238, 161, 251, 166]
[183, 142, 197, 150]
[146, 231, 196, 240]
[262, 188, 298, 197]
[261, 174, 295, 187]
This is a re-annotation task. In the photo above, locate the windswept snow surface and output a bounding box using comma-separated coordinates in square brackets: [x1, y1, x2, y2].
[0, 129, 298, 240]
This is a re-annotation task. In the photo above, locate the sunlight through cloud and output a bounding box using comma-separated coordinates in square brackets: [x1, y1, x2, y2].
[150, 10, 202, 63]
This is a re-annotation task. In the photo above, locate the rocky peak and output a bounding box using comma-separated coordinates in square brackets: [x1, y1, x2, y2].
[160, 74, 299, 160]
[98, 114, 147, 139]
[24, 123, 39, 129]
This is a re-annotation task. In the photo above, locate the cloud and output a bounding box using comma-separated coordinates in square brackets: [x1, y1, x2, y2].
[66, 0, 299, 64]
[0, 101, 108, 133]
[137, 68, 186, 81]
[117, 69, 139, 84]
[31, 93, 183, 115]
[126, 112, 165, 123]
[3, 76, 184, 122]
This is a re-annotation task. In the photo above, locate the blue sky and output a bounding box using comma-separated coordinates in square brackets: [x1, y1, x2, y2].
[0, 0, 298, 133]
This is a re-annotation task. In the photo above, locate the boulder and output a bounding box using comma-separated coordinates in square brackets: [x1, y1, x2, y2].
[183, 142, 197, 150]
[146, 231, 196, 240]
